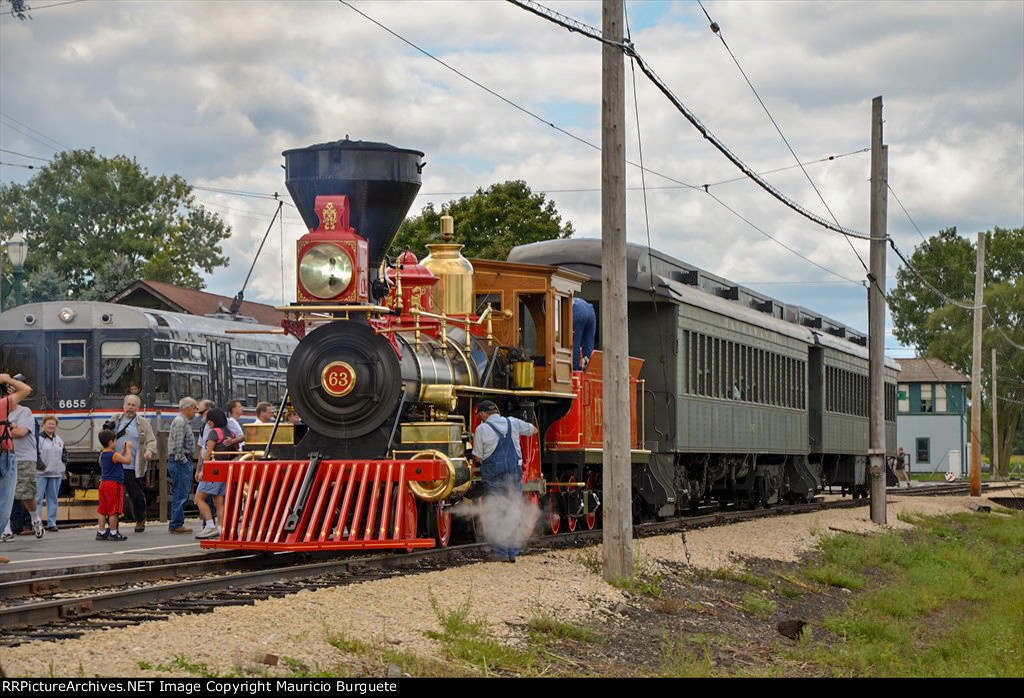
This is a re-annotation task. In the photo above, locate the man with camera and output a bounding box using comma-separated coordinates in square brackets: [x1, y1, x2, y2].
[1, 374, 33, 562]
[1, 374, 45, 542]
[107, 394, 157, 532]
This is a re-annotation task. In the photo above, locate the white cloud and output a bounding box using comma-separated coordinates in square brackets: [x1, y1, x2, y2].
[1, 0, 1021, 340]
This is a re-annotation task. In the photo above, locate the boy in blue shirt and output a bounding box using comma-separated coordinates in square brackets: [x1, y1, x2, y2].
[96, 429, 132, 541]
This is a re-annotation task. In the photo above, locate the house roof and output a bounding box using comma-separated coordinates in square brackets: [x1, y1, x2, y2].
[897, 358, 970, 384]
[109, 280, 285, 327]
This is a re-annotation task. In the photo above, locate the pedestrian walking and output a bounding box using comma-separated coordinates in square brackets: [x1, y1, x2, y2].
[35, 415, 66, 532]
[194, 409, 240, 539]
[167, 398, 198, 534]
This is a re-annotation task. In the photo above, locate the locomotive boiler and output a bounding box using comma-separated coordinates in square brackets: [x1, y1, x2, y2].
[200, 138, 646, 552]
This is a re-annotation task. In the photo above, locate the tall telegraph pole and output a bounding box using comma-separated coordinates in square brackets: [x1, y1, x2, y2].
[868, 96, 888, 525]
[991, 348, 998, 479]
[970, 233, 986, 496]
[601, 0, 632, 580]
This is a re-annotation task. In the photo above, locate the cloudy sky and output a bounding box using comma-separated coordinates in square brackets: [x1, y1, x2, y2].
[2, 0, 1022, 356]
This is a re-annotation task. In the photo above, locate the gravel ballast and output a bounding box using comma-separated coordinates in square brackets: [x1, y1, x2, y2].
[2, 489, 1018, 677]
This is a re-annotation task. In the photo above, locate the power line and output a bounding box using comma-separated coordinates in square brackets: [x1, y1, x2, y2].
[0, 161, 40, 169]
[0, 111, 68, 149]
[0, 118, 61, 152]
[507, 0, 873, 241]
[417, 147, 869, 196]
[336, 0, 702, 195]
[0, 0, 85, 17]
[704, 189, 863, 285]
[888, 238, 983, 310]
[887, 182, 929, 244]
[0, 148, 51, 161]
[695, 0, 870, 278]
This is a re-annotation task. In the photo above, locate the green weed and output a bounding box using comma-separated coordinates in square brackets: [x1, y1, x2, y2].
[712, 566, 773, 590]
[527, 606, 601, 644]
[740, 592, 777, 620]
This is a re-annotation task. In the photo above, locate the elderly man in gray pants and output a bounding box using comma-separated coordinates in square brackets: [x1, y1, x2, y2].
[167, 398, 198, 534]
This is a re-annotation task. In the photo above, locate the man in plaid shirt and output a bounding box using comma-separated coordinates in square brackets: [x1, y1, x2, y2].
[167, 397, 198, 534]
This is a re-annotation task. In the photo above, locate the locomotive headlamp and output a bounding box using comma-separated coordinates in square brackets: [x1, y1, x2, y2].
[58, 307, 76, 323]
[299, 243, 353, 299]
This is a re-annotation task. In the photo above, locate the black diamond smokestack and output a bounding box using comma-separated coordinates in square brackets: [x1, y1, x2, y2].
[283, 138, 424, 270]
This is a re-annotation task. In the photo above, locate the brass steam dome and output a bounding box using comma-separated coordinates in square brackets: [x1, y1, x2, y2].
[421, 213, 473, 316]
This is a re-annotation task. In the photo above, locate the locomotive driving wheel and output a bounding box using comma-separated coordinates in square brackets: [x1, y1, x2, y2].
[425, 501, 452, 548]
[544, 495, 561, 535]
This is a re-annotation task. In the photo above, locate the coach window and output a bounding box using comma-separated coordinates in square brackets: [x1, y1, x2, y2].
[233, 380, 245, 401]
[177, 345, 189, 360]
[246, 380, 258, 405]
[269, 356, 278, 369]
[59, 340, 87, 379]
[191, 376, 204, 397]
[268, 382, 279, 403]
[235, 352, 245, 366]
[155, 373, 171, 402]
[155, 343, 170, 359]
[191, 346, 203, 362]
[258, 381, 268, 403]
[280, 357, 289, 369]
[246, 352, 257, 367]
[178, 374, 190, 399]
[101, 341, 141, 395]
[258, 355, 268, 368]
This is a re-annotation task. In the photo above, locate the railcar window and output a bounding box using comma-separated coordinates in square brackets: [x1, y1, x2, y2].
[1, 344, 38, 390]
[235, 352, 245, 366]
[246, 380, 257, 405]
[155, 373, 170, 401]
[258, 355, 268, 368]
[280, 357, 288, 369]
[191, 347, 203, 361]
[59, 341, 87, 379]
[177, 345, 190, 360]
[268, 382, 279, 403]
[191, 377, 204, 397]
[155, 343, 170, 359]
[247, 352, 256, 367]
[916, 437, 930, 463]
[178, 375, 189, 400]
[920, 384, 933, 413]
[258, 381, 268, 403]
[711, 338, 719, 399]
[269, 356, 278, 368]
[101, 341, 141, 395]
[233, 380, 245, 400]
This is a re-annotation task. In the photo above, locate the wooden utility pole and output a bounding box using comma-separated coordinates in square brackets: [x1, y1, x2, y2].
[601, 0, 632, 581]
[868, 96, 888, 525]
[991, 348, 998, 480]
[970, 232, 985, 496]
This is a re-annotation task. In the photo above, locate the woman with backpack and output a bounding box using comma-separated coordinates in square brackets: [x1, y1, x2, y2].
[194, 408, 242, 540]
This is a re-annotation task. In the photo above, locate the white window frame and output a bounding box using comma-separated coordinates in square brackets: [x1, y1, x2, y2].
[58, 340, 87, 379]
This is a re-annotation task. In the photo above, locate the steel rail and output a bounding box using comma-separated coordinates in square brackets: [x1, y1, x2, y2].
[2, 482, 1015, 634]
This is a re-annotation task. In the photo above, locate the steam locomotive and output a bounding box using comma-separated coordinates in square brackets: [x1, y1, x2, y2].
[200, 138, 896, 554]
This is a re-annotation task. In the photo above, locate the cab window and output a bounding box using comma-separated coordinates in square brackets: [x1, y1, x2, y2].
[59, 341, 87, 379]
[1, 343, 38, 389]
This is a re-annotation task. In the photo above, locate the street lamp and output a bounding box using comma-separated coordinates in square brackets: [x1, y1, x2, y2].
[6, 232, 29, 308]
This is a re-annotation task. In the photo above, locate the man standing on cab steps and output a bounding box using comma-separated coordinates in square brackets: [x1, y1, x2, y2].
[471, 400, 537, 563]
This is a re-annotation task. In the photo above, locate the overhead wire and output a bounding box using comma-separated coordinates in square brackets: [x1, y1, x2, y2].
[340, 0, 867, 288]
[694, 0, 871, 279]
[0, 0, 86, 17]
[0, 111, 68, 149]
[507, 0, 872, 241]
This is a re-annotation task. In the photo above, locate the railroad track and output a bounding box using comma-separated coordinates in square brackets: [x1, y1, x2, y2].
[2, 481, 1016, 645]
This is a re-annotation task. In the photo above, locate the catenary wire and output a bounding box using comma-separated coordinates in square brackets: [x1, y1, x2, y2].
[0, 111, 68, 149]
[0, 0, 86, 17]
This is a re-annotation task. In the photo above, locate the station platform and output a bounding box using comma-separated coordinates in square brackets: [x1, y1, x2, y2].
[0, 518, 232, 581]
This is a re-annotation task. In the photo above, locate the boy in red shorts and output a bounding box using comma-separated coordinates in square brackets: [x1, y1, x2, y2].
[96, 429, 132, 541]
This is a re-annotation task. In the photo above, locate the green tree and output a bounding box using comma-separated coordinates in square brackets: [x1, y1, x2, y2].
[392, 180, 574, 261]
[0, 149, 230, 295]
[79, 255, 142, 301]
[889, 227, 1023, 476]
[23, 263, 68, 303]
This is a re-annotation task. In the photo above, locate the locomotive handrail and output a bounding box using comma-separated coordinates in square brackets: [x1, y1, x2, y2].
[276, 304, 394, 314]
[224, 328, 288, 335]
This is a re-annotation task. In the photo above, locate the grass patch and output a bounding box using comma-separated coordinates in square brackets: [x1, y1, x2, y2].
[712, 566, 773, 590]
[424, 592, 547, 676]
[168, 655, 240, 678]
[793, 510, 1024, 677]
[527, 605, 601, 644]
[803, 563, 867, 591]
[658, 637, 717, 678]
[740, 592, 777, 620]
[324, 626, 367, 654]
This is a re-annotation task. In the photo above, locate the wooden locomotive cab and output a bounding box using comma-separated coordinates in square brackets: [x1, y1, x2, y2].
[470, 258, 587, 395]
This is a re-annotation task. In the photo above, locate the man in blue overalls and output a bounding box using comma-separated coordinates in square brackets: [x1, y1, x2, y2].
[471, 400, 537, 563]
